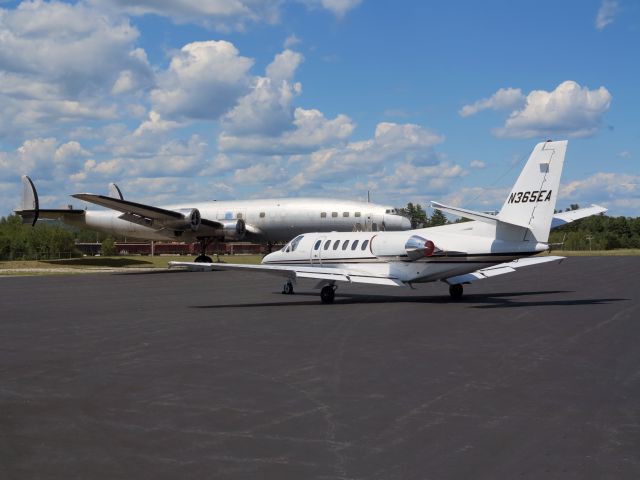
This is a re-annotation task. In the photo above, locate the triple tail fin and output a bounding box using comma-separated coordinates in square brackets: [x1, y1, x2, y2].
[19, 175, 40, 226]
[497, 140, 567, 242]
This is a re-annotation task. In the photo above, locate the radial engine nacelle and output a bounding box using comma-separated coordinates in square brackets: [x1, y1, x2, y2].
[217, 219, 246, 241]
[168, 208, 201, 232]
[371, 234, 435, 261]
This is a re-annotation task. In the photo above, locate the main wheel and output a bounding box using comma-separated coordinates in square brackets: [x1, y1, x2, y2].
[282, 281, 294, 295]
[449, 283, 463, 300]
[194, 254, 213, 263]
[320, 285, 335, 304]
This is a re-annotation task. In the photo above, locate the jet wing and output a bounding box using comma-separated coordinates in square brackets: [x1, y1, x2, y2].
[551, 204, 607, 229]
[168, 261, 405, 287]
[444, 255, 565, 285]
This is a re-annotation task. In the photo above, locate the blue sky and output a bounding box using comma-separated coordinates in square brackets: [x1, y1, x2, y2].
[1, 0, 638, 216]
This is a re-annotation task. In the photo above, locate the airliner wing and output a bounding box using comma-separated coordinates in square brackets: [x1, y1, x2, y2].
[72, 193, 229, 231]
[168, 261, 405, 287]
[73, 194, 186, 222]
[444, 255, 565, 285]
[551, 204, 607, 228]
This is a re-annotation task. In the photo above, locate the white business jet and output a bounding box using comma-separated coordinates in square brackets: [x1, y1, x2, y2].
[15, 178, 411, 261]
[170, 140, 606, 303]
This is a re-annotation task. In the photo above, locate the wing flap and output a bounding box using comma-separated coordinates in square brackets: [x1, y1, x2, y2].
[445, 255, 565, 285]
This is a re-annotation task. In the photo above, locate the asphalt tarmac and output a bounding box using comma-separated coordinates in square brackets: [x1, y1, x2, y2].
[1, 256, 639, 479]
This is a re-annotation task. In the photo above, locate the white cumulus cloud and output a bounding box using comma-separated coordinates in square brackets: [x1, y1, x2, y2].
[459, 87, 525, 117]
[493, 81, 612, 139]
[151, 40, 254, 121]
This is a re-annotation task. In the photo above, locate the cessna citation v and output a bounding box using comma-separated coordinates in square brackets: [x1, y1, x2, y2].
[15, 177, 411, 262]
[170, 140, 607, 303]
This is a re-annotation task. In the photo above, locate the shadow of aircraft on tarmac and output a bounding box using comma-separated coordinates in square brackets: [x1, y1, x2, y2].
[191, 290, 627, 310]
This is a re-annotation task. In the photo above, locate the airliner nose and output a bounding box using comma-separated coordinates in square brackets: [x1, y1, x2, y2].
[401, 216, 412, 230]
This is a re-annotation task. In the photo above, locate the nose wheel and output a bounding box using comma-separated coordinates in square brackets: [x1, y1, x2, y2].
[320, 285, 336, 304]
[282, 280, 294, 295]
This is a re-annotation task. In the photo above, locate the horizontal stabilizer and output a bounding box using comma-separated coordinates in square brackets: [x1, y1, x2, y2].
[445, 255, 565, 285]
[430, 201, 530, 230]
[551, 204, 607, 229]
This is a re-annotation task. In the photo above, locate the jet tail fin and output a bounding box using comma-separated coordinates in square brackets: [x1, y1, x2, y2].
[497, 140, 567, 243]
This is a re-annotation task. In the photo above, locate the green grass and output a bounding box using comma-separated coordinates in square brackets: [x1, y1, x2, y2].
[0, 254, 264, 274]
[543, 249, 640, 256]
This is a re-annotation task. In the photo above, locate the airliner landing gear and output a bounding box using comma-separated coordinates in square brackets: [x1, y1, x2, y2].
[282, 280, 294, 295]
[194, 238, 214, 263]
[320, 285, 336, 304]
[449, 283, 463, 300]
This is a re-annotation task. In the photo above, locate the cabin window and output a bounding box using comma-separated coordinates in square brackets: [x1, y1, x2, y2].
[333, 240, 340, 250]
[343, 212, 349, 217]
[259, 212, 265, 218]
[355, 212, 361, 217]
[351, 240, 359, 250]
[331, 212, 338, 217]
[289, 235, 304, 252]
[324, 240, 331, 250]
[237, 213, 243, 219]
[361, 239, 369, 250]
[314, 240, 321, 250]
[342, 240, 349, 250]
[320, 212, 327, 218]
[385, 209, 391, 214]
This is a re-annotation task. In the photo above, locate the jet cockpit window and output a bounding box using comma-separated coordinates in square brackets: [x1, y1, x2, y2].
[290, 235, 304, 252]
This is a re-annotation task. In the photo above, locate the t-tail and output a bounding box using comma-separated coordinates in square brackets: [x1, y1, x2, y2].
[430, 140, 567, 245]
[497, 140, 567, 243]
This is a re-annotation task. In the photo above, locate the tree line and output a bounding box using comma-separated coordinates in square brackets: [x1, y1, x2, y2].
[0, 215, 117, 260]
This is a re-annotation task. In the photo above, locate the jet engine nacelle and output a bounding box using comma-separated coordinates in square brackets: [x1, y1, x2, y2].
[168, 208, 201, 232]
[371, 234, 435, 261]
[217, 219, 246, 241]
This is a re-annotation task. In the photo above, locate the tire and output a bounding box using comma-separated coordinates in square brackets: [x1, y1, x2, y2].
[282, 282, 294, 295]
[449, 283, 463, 300]
[320, 286, 335, 304]
[194, 255, 213, 263]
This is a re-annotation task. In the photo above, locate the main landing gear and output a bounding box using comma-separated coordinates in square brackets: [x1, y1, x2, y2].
[449, 283, 463, 300]
[194, 237, 215, 263]
[320, 285, 336, 304]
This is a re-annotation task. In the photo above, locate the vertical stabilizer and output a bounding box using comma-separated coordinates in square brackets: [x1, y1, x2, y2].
[20, 175, 40, 226]
[109, 183, 124, 200]
[497, 140, 567, 242]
